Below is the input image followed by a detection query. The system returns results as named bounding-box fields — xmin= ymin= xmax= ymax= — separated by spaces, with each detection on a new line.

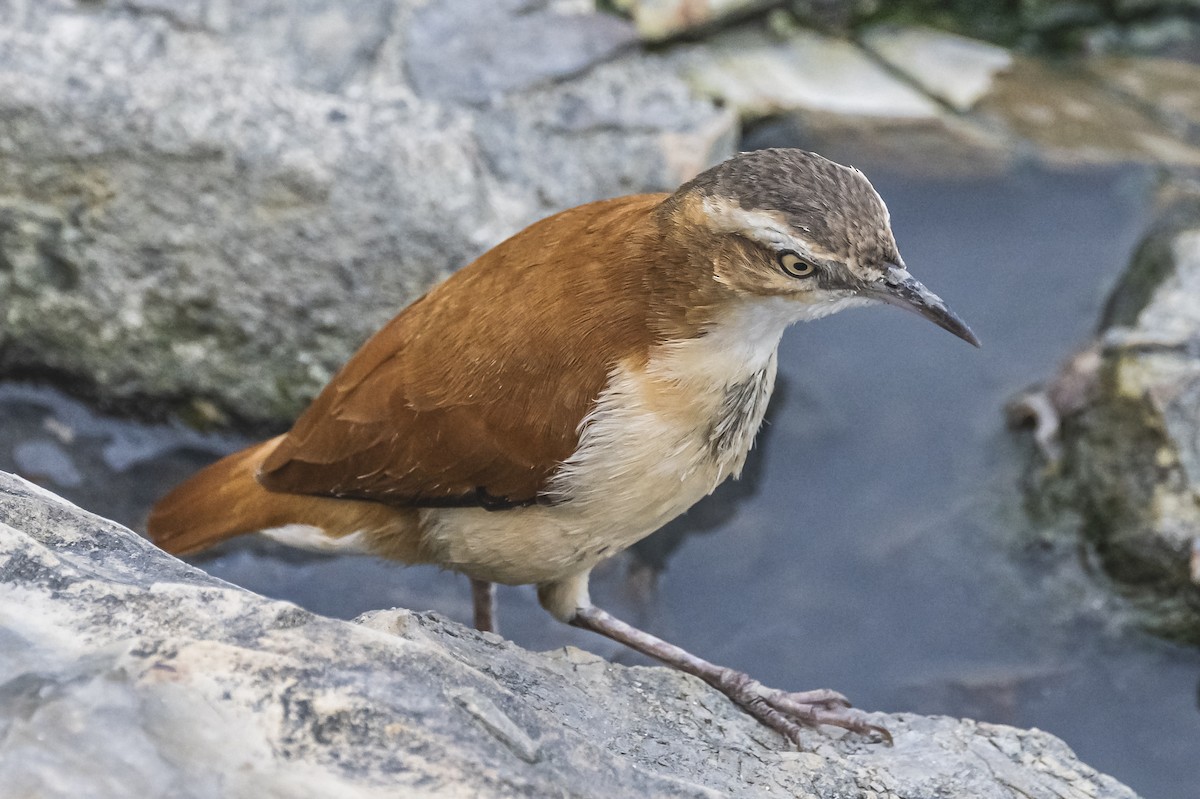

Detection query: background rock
xmin=860 ymin=25 xmax=1013 ymax=112
xmin=0 ymin=0 xmax=733 ymax=425
xmin=610 ymin=0 xmax=1200 ymax=53
xmin=608 ymin=0 xmax=780 ymax=41
xmin=1016 ymin=183 xmax=1200 ymax=642
xmin=1086 ymin=56 xmax=1200 ymax=141
xmin=404 ymin=0 xmax=638 ymax=104
xmin=672 ymin=20 xmax=1200 ymax=176
xmin=0 ymin=471 xmax=1142 ymax=799
xmin=5 ymin=0 xmax=1200 ymax=427
xmin=975 ymin=56 xmax=1200 ymax=167
xmin=677 ymin=24 xmax=941 ymax=120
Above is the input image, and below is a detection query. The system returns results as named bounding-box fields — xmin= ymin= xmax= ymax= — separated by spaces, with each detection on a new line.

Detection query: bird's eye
xmin=777 ymin=251 xmax=816 ymax=278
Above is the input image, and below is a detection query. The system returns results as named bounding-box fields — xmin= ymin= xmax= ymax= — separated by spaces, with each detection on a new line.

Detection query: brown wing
xmin=258 ymin=194 xmax=669 ymax=508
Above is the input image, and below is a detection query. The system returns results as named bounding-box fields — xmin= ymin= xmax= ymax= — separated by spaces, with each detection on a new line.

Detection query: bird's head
xmin=664 ymin=148 xmax=979 ymax=347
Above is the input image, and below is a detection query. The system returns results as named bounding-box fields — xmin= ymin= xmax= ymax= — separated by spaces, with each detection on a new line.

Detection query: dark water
xmin=3 ymin=162 xmax=1198 ymax=798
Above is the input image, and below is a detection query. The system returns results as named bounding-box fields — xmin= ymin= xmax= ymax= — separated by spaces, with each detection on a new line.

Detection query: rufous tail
xmin=148 ymin=436 xmax=424 ymax=561
xmin=147 ymin=436 xmax=291 ymax=555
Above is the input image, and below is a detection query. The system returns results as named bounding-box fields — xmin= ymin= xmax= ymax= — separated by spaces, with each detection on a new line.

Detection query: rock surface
xmin=611 ymin=0 xmax=1200 ymax=52
xmin=0 ymin=0 xmax=732 ymax=424
xmin=678 ymin=25 xmax=942 ymax=121
xmin=976 ymin=56 xmax=1200 ymax=168
xmin=861 ymin=25 xmax=1013 ymax=112
xmin=0 ymin=471 xmax=1142 ymax=798
xmin=675 ymin=21 xmax=1200 ymax=176
xmin=7 ymin=0 xmax=1200 ymax=433
xmin=611 ymin=0 xmax=778 ymax=40
xmin=1014 ymin=183 xmax=1200 ymax=642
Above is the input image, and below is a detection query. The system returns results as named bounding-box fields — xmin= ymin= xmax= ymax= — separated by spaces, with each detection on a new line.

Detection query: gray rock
xmin=475 ymin=55 xmax=738 ymax=211
xmin=672 ymin=22 xmax=1024 ymax=179
xmin=0 ymin=471 xmax=1141 ymax=798
xmin=9 ymin=0 xmax=1200 ymax=436
xmin=975 ymin=56 xmax=1200 ymax=167
xmin=1014 ymin=184 xmax=1200 ymax=641
xmin=610 ymin=1 xmax=1200 ymax=55
xmin=673 ymin=21 xmax=1200 ymax=175
xmin=677 ymin=26 xmax=942 ymax=121
xmin=610 ymin=0 xmax=779 ymax=41
xmin=405 ymin=0 xmax=638 ymax=104
xmin=861 ymin=25 xmax=1013 ymax=113
xmin=611 ymin=0 xmax=885 ymax=40
xmin=0 ymin=0 xmax=732 ymax=424
xmin=1087 ymin=56 xmax=1200 ymax=144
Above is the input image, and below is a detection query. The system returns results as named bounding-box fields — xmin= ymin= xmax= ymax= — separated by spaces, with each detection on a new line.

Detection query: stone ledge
xmin=0 ymin=472 xmax=1139 ymax=798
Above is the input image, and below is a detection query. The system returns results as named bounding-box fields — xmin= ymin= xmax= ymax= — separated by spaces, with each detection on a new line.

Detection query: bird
xmin=148 ymin=148 xmax=978 ymax=746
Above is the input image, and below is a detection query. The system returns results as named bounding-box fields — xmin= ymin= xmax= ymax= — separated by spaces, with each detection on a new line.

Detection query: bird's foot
xmin=714 ymin=671 xmax=892 ymax=747
xmin=568 ymin=604 xmax=889 ymax=748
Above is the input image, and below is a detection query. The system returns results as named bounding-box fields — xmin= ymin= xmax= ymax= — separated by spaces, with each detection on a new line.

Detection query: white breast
xmin=417 ymin=298 xmax=796 ymax=588
xmin=544 ymin=341 xmax=777 ymax=530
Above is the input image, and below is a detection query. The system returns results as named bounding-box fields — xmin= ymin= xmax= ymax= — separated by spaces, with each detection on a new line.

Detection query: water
xmin=3 ymin=160 xmax=1198 ymax=798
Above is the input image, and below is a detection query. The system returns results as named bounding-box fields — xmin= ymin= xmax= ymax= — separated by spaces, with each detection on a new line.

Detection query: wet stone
xmin=1018 ymin=184 xmax=1200 ymax=641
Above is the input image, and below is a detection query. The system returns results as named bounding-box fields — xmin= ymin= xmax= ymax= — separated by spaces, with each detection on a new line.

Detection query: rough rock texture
xmin=1015 ymin=184 xmax=1200 ymax=642
xmin=0 ymin=0 xmax=733 ymax=424
xmin=7 ymin=0 xmax=1200 ymax=433
xmin=0 ymin=471 xmax=1142 ymax=798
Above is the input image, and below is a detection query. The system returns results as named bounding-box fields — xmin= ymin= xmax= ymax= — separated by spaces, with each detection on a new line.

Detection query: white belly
xmin=418 ymin=327 xmax=780 ymax=587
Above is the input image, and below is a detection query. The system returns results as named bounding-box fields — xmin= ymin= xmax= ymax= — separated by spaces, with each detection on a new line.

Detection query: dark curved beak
xmin=865 ymin=265 xmax=980 ymax=348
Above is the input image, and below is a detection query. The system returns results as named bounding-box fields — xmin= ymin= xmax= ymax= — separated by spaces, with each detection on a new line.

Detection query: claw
xmin=770 ymin=687 xmax=851 ymax=709
xmin=727 ymin=677 xmax=890 ymax=748
xmin=802 ymin=704 xmax=893 ymax=743
xmin=771 ymin=695 xmax=890 ymax=742
xmin=567 ymin=606 xmax=887 ymax=749
xmin=743 ymin=695 xmax=808 ymax=747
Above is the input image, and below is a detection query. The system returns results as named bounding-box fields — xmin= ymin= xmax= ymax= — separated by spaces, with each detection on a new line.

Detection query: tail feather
xmin=147 ymin=435 xmax=424 ymax=561
xmin=147 ymin=436 xmax=290 ymax=555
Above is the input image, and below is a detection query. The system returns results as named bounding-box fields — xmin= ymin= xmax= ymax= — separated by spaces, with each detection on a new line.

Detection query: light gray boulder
xmin=0 ymin=0 xmax=732 ymax=424
xmin=860 ymin=25 xmax=1013 ymax=113
xmin=0 ymin=471 xmax=1141 ymax=798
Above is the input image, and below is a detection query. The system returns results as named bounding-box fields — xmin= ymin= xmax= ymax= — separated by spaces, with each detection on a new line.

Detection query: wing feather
xmin=258 ymin=194 xmax=669 ymax=508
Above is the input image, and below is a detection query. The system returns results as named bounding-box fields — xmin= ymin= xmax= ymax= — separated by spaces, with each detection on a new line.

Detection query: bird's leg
xmin=570 ymin=605 xmax=890 ymax=747
xmin=470 ymin=578 xmax=497 ymax=634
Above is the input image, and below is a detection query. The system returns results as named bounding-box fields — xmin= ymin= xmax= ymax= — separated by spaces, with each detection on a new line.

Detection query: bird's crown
xmin=674 ymin=148 xmax=901 ymax=285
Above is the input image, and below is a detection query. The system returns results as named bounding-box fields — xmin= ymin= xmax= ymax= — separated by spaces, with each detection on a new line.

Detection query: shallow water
xmin=3 ymin=160 xmax=1198 ymax=798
